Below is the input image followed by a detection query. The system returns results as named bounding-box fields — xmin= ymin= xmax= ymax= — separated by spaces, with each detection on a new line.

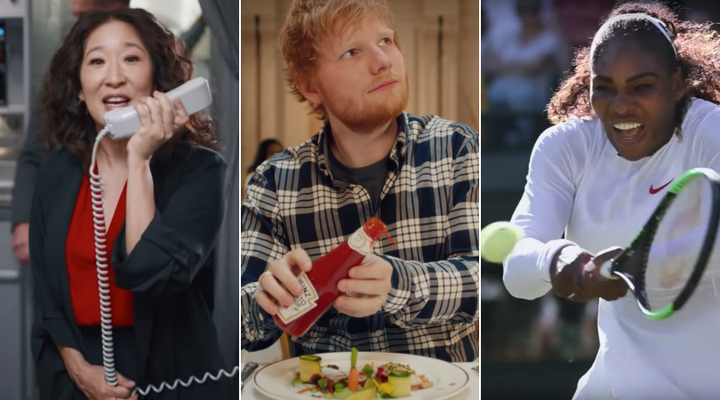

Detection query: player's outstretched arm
xmin=503 ymin=123 xmax=582 ymax=300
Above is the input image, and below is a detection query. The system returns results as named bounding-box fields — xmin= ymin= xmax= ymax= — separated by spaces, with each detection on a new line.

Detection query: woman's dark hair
xmin=40 ymin=8 xmax=217 ymax=166
xmin=547 ymin=2 xmax=720 ymax=135
xmin=248 ymin=139 xmax=283 ymax=173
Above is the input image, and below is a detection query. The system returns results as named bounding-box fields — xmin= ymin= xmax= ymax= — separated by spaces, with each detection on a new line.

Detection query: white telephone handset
xmin=103 ymin=76 xmax=214 ymax=139
xmin=89 ymin=77 xmax=238 ymax=396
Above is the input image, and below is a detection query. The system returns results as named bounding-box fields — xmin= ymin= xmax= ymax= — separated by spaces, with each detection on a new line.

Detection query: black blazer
xmin=29 ymin=145 xmax=233 ymax=400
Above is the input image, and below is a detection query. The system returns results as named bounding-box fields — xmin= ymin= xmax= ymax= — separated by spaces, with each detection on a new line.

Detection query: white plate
xmin=253 ymin=352 xmax=469 ymax=400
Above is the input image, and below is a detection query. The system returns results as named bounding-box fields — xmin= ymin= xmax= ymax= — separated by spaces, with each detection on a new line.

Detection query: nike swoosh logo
xmin=649 ymin=179 xmax=673 ymax=194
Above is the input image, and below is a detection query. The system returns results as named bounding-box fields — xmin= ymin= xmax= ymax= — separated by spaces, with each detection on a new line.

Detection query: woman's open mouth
xmin=103 ymin=95 xmax=131 ymax=110
xmin=613 ymin=122 xmax=645 ymax=144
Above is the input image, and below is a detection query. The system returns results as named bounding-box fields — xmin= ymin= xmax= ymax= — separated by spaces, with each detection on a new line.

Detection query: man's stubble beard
xmin=320 ymin=73 xmax=409 ymax=134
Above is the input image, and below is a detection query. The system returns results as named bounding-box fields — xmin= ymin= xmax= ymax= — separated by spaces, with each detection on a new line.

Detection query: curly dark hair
xmin=547 ymin=1 xmax=720 ymax=134
xmin=40 ymin=8 xmax=217 ymax=166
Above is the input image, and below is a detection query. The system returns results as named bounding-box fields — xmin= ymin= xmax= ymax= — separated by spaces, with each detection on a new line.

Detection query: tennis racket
xmin=592 ymin=167 xmax=720 ymax=320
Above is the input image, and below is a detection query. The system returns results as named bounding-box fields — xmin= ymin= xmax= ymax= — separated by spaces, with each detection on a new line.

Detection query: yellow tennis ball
xmin=481 ymin=222 xmax=522 ymax=263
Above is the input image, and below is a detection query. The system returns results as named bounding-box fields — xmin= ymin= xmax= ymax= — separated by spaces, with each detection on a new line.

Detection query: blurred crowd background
xmin=481 ymin=0 xmax=720 ymax=397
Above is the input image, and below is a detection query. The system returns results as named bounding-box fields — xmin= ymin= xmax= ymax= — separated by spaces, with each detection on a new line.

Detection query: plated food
xmin=291 ymin=348 xmax=434 ymax=399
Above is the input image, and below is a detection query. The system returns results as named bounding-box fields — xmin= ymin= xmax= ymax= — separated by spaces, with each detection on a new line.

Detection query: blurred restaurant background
xmin=481 ymin=0 xmax=718 ymax=398
xmin=240 ymin=0 xmax=479 ymax=180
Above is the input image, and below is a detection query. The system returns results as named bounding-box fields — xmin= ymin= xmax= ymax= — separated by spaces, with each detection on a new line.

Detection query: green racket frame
xmin=599 ymin=168 xmax=720 ymax=320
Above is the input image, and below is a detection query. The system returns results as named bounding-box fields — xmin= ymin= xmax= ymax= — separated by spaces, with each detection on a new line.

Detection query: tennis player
xmin=503 ymin=2 xmax=720 ymax=399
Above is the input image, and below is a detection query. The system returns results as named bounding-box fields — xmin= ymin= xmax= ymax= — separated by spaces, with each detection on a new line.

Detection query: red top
xmin=66 ymin=175 xmax=134 ymax=327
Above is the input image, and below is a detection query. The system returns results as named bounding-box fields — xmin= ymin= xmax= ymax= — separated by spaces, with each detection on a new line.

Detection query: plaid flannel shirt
xmin=241 ymin=112 xmax=479 ymax=362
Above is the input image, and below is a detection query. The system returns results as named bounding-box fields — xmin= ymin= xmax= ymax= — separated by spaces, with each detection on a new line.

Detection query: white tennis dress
xmin=503 ymin=97 xmax=720 ymax=400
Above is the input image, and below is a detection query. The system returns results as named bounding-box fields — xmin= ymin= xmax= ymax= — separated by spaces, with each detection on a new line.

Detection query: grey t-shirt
xmin=328 ymin=148 xmax=390 ymax=214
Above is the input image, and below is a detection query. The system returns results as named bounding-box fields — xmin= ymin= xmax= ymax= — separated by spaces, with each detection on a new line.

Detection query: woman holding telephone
xmin=29 ymin=8 xmax=231 ymax=400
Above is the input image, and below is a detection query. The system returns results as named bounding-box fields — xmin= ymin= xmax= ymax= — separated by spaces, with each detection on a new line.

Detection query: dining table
xmin=240 ymin=361 xmax=480 ymax=400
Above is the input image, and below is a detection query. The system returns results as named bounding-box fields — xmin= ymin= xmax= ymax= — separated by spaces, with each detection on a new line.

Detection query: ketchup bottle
xmin=273 ymin=217 xmax=395 ymax=337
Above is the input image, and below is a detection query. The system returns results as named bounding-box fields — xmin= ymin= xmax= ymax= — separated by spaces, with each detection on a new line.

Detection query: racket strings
xmin=631 ymin=224 xmax=663 ymax=310
xmin=642 ymin=176 xmax=717 ymax=310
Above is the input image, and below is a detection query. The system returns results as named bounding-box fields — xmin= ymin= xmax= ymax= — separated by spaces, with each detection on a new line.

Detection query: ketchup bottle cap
xmin=363 ymin=218 xmax=397 ymax=244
